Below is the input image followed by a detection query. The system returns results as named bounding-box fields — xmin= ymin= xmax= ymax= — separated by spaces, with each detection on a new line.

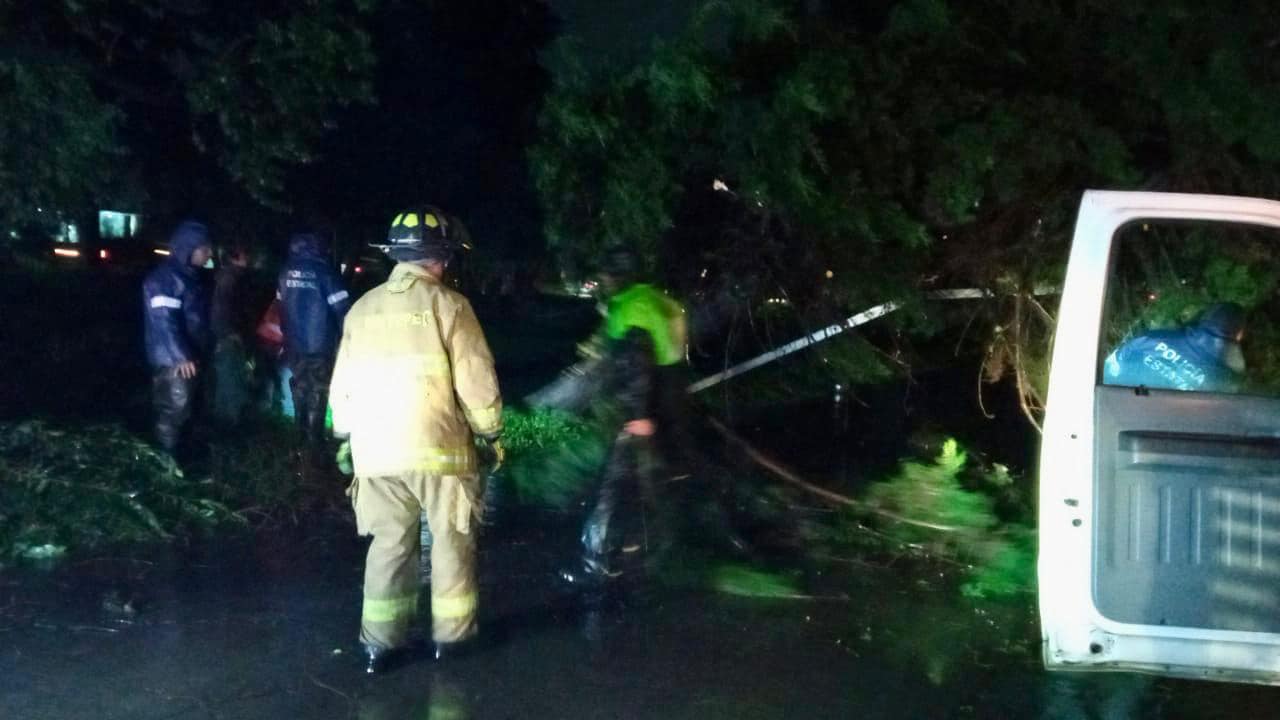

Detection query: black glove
xmin=477 ymin=435 xmax=505 ymax=474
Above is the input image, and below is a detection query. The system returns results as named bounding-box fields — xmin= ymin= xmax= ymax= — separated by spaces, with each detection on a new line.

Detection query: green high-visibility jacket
xmin=605 ymin=283 xmax=687 ymax=367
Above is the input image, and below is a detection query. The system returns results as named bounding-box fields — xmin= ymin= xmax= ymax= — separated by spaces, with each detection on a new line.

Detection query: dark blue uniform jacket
xmin=142 ymin=222 xmax=211 ymax=369
xmin=1104 ymin=326 xmax=1240 ymax=393
xmin=277 ymin=232 xmax=350 ymax=362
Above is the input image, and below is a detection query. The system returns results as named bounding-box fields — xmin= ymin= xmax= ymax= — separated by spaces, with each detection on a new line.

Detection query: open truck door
xmin=1041 ymin=190 xmax=1280 ymax=684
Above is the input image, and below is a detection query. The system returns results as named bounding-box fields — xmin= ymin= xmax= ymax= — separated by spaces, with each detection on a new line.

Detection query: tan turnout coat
xmin=329 ymin=263 xmax=503 ymax=477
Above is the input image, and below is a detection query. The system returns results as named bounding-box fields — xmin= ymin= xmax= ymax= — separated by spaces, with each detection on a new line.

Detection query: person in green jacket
xmin=561 ymin=248 xmax=688 ymax=589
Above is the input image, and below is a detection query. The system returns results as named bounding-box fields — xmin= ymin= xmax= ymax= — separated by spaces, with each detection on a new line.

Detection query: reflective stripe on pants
xmin=354 ymin=472 xmax=480 ymax=648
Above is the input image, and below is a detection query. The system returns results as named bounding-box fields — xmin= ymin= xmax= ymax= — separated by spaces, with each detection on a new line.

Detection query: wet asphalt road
xmin=0 ymin=514 xmax=897 ymax=720
xmin=4 ymin=276 xmax=1280 ymax=718
xmin=5 ymin=512 xmax=1280 ymax=719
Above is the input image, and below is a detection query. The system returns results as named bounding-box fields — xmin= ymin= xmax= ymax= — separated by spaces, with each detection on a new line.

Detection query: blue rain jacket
xmin=142 ymin=221 xmax=211 ymax=369
xmin=1104 ymin=325 xmax=1241 ymax=393
xmin=277 ymin=232 xmax=351 ymax=362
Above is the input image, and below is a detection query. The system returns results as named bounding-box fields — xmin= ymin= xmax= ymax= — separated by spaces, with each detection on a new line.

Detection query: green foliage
xmin=821 ymin=437 xmax=1035 ymax=599
xmin=0 ymin=0 xmax=377 ymax=221
xmin=713 ymin=332 xmax=894 ymax=409
xmin=501 ymin=407 xmax=592 ymax=453
xmin=0 ymin=59 xmax=121 ymax=228
xmin=886 ymin=0 xmax=951 ymax=38
xmin=534 ymin=0 xmax=1280 ymax=420
xmin=0 ymin=421 xmax=243 ymax=561
xmin=185 ymin=2 xmax=376 ymax=200
xmin=865 ymin=439 xmax=996 ymax=543
xmin=502 ymin=407 xmax=604 ymax=508
xmin=961 ymin=524 xmax=1036 ymax=599
xmin=711 ymin=563 xmax=800 ymax=598
xmin=206 ymin=420 xmax=319 ymax=523
xmin=1108 ymin=224 xmax=1279 ymax=336
xmin=0 ymin=414 xmax=355 ymax=563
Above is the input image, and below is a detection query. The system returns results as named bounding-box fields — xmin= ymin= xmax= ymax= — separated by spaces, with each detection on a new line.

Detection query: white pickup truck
xmin=1040 ymin=190 xmax=1280 ymax=684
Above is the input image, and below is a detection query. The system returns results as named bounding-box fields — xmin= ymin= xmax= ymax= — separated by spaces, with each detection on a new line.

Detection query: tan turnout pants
xmin=352 ymin=472 xmax=481 ymax=648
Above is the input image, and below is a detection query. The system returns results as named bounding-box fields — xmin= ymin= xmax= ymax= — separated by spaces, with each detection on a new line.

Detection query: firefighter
xmin=560 ymin=248 xmax=688 ymax=590
xmin=1104 ymin=302 xmax=1247 ymax=393
xmin=142 ymin=220 xmax=213 ymax=456
xmin=330 ymin=206 xmax=504 ymax=673
xmin=277 ymin=229 xmax=351 ymax=449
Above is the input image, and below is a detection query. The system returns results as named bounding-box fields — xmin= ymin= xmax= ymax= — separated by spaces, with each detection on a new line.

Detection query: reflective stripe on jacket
xmin=329 ymin=263 xmax=503 ymax=477
xmin=142 ymin=223 xmax=210 ymax=368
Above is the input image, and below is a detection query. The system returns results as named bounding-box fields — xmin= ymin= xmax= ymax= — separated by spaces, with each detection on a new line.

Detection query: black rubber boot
xmin=363 ymin=642 xmax=421 ymax=675
xmin=558 ymin=555 xmax=622 ymax=599
xmin=303 ymin=404 xmax=327 ymax=450
xmin=432 ymin=635 xmax=479 ymax=662
xmin=432 ymin=641 xmax=462 ymax=662
xmin=362 ymin=643 xmax=391 ymax=675
xmin=291 ymin=385 xmax=312 ymax=443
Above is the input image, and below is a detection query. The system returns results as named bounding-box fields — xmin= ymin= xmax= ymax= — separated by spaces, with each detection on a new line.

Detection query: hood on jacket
xmin=1188 ymin=302 xmax=1247 ymax=373
xmin=288 ymin=232 xmax=330 ymax=261
xmin=1196 ymin=302 xmax=1246 ymax=341
xmin=1185 ymin=326 xmax=1246 ymax=373
xmin=168 ymin=221 xmax=211 ymax=269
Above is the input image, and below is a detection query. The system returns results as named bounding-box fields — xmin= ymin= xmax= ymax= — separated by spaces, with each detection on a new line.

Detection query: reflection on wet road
xmin=4 ymin=514 xmax=1278 ymax=719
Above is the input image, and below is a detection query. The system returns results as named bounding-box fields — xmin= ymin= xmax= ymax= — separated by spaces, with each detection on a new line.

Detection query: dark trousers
xmin=289 ymin=354 xmax=333 ymax=448
xmin=152 ymin=367 xmax=197 ymax=454
xmin=212 ymin=338 xmax=250 ymax=427
xmin=579 ymin=433 xmax=658 ymax=577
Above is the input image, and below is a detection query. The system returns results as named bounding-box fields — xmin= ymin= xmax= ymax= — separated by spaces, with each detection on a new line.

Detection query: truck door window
xmin=1100 ymin=220 xmax=1279 ymax=396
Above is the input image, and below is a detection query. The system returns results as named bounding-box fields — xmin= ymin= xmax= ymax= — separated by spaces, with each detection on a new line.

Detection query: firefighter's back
xmin=336 ymin=265 xmax=476 ymax=477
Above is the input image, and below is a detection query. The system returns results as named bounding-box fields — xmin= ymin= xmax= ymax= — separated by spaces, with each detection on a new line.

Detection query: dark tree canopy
xmin=532 ymin=0 xmax=1280 ymax=420
xmin=0 ymin=0 xmax=377 ymax=228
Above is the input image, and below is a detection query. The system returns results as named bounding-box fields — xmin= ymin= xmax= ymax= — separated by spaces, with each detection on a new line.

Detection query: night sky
xmin=292 ymin=1 xmax=696 ymax=266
